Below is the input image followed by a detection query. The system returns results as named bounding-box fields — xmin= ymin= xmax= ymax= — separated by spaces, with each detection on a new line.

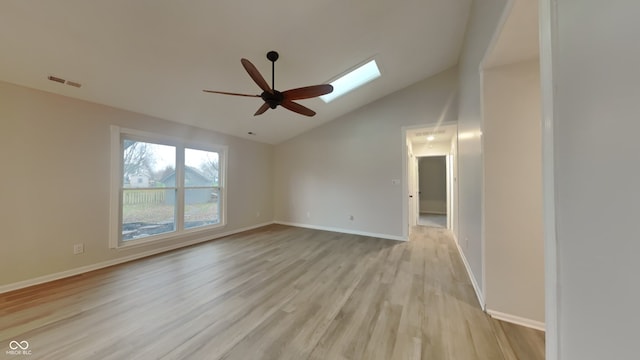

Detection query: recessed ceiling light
xmin=320 ymin=59 xmax=381 ymax=103
xmin=426 ymin=135 xmax=435 ymax=141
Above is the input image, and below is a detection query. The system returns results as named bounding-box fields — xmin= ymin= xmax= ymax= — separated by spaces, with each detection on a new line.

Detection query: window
xmin=320 ymin=59 xmax=381 ymax=103
xmin=184 ymin=148 xmax=220 ymax=230
xmin=110 ymin=127 xmax=226 ymax=248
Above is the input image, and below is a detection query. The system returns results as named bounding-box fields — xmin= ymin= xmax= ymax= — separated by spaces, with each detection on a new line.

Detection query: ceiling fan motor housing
xmin=262 ymin=90 xmax=283 ymax=109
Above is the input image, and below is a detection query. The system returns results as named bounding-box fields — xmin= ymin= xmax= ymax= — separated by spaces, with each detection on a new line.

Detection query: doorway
xmin=403 ymin=123 xmax=458 ymax=237
xmin=417 ymin=155 xmax=447 ymax=228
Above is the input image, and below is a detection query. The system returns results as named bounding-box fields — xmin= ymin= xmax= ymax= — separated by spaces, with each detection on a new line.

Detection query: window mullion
xmin=175 ymin=146 xmax=185 ymax=231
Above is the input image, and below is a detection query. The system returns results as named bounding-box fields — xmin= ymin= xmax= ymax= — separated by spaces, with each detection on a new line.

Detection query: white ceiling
xmin=0 ymin=0 xmax=472 ymax=144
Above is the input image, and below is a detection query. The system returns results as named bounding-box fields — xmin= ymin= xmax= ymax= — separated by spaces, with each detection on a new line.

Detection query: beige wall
xmin=0 ymin=81 xmax=273 ymax=287
xmin=483 ymin=60 xmax=544 ymax=327
xmin=273 ymin=68 xmax=458 ymax=239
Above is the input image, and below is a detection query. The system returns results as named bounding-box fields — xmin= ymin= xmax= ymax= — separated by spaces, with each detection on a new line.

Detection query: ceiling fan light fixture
xmin=320 ymin=59 xmax=381 ymax=103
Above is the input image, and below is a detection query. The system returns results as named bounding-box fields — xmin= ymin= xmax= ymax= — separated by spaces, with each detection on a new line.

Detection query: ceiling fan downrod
xmin=267 ymin=51 xmax=279 ymax=90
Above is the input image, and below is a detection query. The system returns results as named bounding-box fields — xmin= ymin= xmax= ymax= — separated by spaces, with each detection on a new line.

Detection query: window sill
xmin=111 ymin=222 xmax=226 ymax=251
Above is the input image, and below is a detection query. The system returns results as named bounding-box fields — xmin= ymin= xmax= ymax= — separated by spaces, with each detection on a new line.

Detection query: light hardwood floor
xmin=1 ymin=225 xmax=544 ymax=359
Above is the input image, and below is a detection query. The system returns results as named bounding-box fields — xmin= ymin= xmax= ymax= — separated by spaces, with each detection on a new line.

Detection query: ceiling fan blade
xmin=282 ymin=84 xmax=334 ymax=100
xmin=281 ymin=99 xmax=316 ymax=117
xmin=203 ymin=90 xmax=260 ymax=98
xmin=241 ymin=58 xmax=273 ymax=94
xmin=254 ymin=102 xmax=270 ymax=116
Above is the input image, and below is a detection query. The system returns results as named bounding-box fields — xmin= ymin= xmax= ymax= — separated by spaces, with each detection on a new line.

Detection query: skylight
xmin=320 ymin=59 xmax=381 ymax=103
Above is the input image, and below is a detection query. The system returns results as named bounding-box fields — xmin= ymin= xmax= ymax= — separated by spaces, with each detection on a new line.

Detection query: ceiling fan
xmin=203 ymin=51 xmax=333 ymax=117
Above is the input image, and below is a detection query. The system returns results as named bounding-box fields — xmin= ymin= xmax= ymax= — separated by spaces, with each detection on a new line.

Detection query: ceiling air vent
xmin=48 ymin=75 xmax=82 ymax=88
xmin=48 ymin=75 xmax=65 ymax=84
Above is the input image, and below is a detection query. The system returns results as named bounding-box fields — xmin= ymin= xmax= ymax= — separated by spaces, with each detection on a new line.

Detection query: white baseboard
xmin=487 ymin=309 xmax=546 ymax=332
xmin=452 ymin=233 xmax=486 ymax=310
xmin=0 ymin=222 xmax=275 ymax=294
xmin=274 ymin=221 xmax=407 ymax=242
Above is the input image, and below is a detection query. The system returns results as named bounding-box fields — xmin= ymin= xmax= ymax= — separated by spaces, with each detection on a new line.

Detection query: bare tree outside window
xmin=121 ymin=140 xmax=177 ymax=240
xmin=123 ymin=140 xmax=176 ymax=187
xmin=122 ymin=140 xmax=154 ymax=184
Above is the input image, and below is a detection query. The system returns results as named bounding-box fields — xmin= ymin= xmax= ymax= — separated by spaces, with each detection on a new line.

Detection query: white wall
xmin=0 ymin=80 xmax=273 ymax=288
xmin=456 ymin=0 xmax=507 ymax=300
xmin=483 ymin=60 xmax=545 ymax=327
xmin=273 ymin=68 xmax=459 ymax=239
xmin=412 ymin=141 xmax=451 ymax=156
xmin=544 ymin=1 xmax=640 ymax=358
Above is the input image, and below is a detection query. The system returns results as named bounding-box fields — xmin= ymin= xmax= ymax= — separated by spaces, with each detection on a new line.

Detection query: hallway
xmin=418 ymin=213 xmax=447 ymax=228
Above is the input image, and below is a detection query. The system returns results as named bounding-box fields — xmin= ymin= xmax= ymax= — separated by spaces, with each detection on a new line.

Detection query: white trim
xmin=274 ymin=221 xmax=407 ymax=242
xmin=402 ymin=131 xmax=410 ymax=240
xmin=109 ymin=222 xmax=227 ymax=251
xmin=452 ymin=233 xmax=485 ymax=310
xmin=0 ymin=222 xmax=274 ymax=295
xmin=487 ymin=309 xmax=546 ymax=332
xmin=109 ymin=125 xmax=121 ymax=249
xmin=540 ymin=0 xmax=559 ymax=358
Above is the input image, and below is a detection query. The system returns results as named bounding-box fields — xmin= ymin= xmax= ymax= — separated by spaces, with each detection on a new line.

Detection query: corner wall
xmin=483 ymin=60 xmax=545 ymax=328
xmin=0 ymin=81 xmax=274 ymax=288
xmin=273 ymin=68 xmax=458 ymax=239
xmin=456 ymin=0 xmax=508 ymax=300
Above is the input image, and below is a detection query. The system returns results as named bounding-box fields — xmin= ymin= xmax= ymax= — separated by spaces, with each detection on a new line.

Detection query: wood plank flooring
xmin=0 ymin=224 xmax=544 ymax=359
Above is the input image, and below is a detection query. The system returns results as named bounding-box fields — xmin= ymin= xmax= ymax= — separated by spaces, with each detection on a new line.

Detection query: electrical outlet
xmin=306 ymin=212 xmax=311 ymax=218
xmin=256 ymin=211 xmax=261 ymax=218
xmin=349 ymin=215 xmax=354 ymax=221
xmin=73 ymin=243 xmax=84 ymax=254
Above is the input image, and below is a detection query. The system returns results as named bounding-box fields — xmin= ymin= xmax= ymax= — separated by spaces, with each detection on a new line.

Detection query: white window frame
xmin=109 ymin=126 xmax=227 ymax=249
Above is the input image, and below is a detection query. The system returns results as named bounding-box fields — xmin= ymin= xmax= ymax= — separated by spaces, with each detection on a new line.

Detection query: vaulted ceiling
xmin=0 ymin=0 xmax=472 ymax=144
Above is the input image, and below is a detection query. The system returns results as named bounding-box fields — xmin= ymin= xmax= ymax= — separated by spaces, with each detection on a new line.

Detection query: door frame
xmin=401 ymin=122 xmax=458 ymax=239
xmin=416 ymin=154 xmax=449 ymax=228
